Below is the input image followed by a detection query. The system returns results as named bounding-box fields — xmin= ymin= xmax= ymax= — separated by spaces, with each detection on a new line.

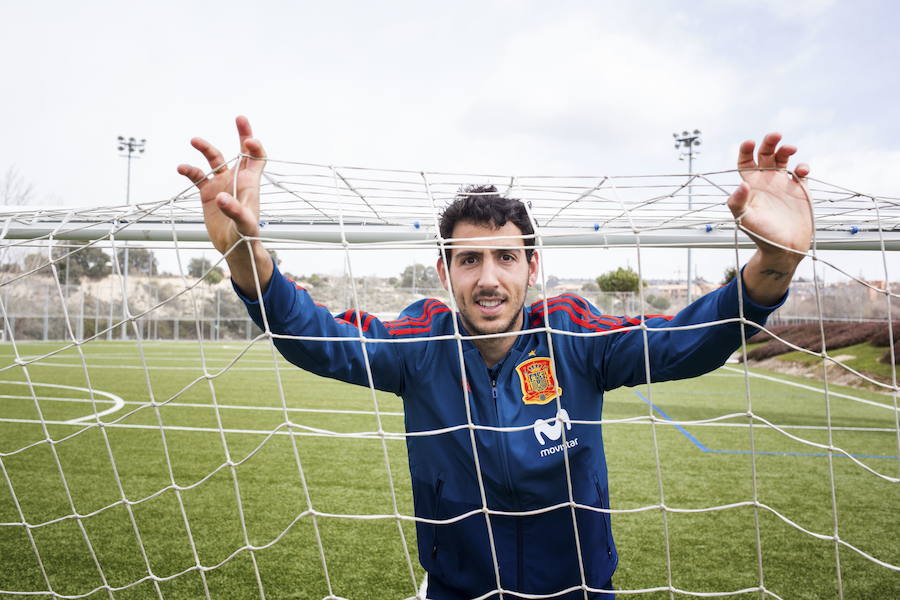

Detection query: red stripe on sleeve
xmin=385 ymin=300 xmax=450 ymax=331
xmin=531 ymin=297 xmax=623 ymax=329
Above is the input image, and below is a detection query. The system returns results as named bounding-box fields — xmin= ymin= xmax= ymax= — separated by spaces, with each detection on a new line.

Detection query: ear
xmin=527 ymin=250 xmax=540 ymax=287
xmin=437 ymin=256 xmax=449 ymax=291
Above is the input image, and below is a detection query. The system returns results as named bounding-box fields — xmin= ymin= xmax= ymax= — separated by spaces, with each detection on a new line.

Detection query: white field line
xmin=0 ymin=393 xmax=404 ymax=418
xmin=721 ymin=365 xmax=899 ymax=413
xmin=2 ymin=366 xmax=896 ymax=433
xmin=15 ymin=352 xmax=278 ymax=364
xmin=5 ymin=361 xmax=285 ymax=371
xmin=0 ymin=418 xmax=406 ymax=440
xmin=16 ymin=353 xmax=279 ymax=363
xmin=0 ymin=411 xmax=892 ymax=434
xmin=0 ymin=380 xmax=124 ymax=424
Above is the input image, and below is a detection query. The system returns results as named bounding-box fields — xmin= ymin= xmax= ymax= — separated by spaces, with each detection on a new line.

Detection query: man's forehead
xmin=450 ymin=245 xmax=526 ymax=255
xmin=448 ymin=221 xmax=528 ymax=249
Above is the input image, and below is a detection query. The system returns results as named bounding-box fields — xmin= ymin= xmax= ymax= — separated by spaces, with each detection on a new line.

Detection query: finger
xmin=727 ymin=181 xmax=751 ymax=218
xmin=793 ymin=162 xmax=810 ymax=180
xmin=242 ymin=137 xmax=268 ymax=174
xmin=737 ymin=140 xmax=757 ymax=171
xmin=773 ymin=144 xmax=797 ymax=169
xmin=236 ymin=115 xmax=255 ymax=171
xmin=236 ymin=115 xmax=253 ymax=147
xmin=216 ymin=192 xmax=259 ymax=237
xmin=756 ymin=132 xmax=782 ymax=169
xmin=190 ymin=137 xmax=228 ymax=173
xmin=177 ymin=164 xmax=209 ymax=188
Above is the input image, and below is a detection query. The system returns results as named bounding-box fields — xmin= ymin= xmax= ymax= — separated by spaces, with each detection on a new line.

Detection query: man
xmin=177 ymin=117 xmax=812 ymax=599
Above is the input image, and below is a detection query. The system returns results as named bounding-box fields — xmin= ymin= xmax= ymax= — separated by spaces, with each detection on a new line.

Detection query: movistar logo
xmin=534 ymin=408 xmax=578 ymax=457
xmin=533 ymin=408 xmax=571 ymax=444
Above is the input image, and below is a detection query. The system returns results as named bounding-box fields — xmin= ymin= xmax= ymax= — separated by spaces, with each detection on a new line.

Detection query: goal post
xmin=0 ymin=161 xmax=898 ymax=599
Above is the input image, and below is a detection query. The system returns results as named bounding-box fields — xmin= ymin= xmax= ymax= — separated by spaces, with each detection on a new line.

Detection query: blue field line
xmin=632 ymin=390 xmax=898 ymax=460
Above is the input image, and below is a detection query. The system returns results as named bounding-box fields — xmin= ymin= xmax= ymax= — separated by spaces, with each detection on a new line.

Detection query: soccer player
xmin=178 ymin=116 xmax=812 ymax=600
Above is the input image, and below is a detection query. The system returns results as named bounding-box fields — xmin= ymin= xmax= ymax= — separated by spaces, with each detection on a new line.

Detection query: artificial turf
xmin=0 ymin=341 xmax=897 ymax=599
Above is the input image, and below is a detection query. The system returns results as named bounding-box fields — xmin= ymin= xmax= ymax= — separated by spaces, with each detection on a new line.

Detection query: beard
xmin=449 ymin=268 xmax=532 ymax=340
xmin=457 ymin=298 xmax=525 ymax=338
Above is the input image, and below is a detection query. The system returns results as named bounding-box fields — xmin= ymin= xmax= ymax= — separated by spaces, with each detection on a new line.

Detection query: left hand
xmin=727 ymin=132 xmax=813 ymax=264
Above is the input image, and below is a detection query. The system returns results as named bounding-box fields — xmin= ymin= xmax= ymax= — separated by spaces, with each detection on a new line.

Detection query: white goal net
xmin=0 ymin=159 xmax=898 ymax=599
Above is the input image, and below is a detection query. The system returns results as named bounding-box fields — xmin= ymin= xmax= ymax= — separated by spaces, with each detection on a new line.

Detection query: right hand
xmin=176 ymin=115 xmax=267 ymax=256
xmin=177 ymin=116 xmax=273 ymax=297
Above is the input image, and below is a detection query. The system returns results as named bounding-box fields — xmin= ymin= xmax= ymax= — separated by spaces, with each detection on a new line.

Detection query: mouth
xmin=474 ymin=297 xmax=506 ymax=315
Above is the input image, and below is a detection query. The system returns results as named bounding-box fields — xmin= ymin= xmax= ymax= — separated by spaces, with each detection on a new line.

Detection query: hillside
xmin=742 ymin=321 xmax=899 ymax=388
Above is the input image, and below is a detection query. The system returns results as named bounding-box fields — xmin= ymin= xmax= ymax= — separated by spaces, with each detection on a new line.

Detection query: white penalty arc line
xmin=0 ymin=380 xmax=125 ymax=424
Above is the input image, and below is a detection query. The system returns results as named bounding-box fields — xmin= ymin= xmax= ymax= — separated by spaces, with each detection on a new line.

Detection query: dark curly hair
xmin=437 ymin=184 xmax=535 ymax=264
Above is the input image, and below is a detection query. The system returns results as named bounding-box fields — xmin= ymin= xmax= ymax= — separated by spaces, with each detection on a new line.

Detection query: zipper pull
xmin=491 ymin=380 xmax=498 ymax=400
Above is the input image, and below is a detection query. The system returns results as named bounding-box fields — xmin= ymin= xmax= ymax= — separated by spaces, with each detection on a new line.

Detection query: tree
xmin=0 ymin=167 xmax=37 ymax=270
xmin=645 ymin=294 xmax=671 ymax=311
xmin=23 ymin=252 xmax=50 ymax=276
xmin=0 ymin=166 xmax=35 ymax=205
xmin=64 ymin=245 xmax=111 ymax=282
xmin=305 ymin=273 xmax=328 ymax=288
xmin=545 ymin=275 xmax=561 ymax=289
xmin=21 ymin=243 xmax=112 ymax=284
xmin=397 ymin=264 xmax=441 ymax=290
xmin=722 ymin=266 xmax=738 ymax=285
xmin=188 ymin=257 xmax=225 ymax=284
xmin=116 ymin=246 xmax=158 ymax=275
xmin=596 ymin=267 xmax=643 ymax=292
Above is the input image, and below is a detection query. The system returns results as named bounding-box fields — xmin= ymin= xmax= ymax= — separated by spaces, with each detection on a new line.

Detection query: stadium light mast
xmin=117 ymin=136 xmax=146 ymax=340
xmin=673 ymin=129 xmax=701 ymax=304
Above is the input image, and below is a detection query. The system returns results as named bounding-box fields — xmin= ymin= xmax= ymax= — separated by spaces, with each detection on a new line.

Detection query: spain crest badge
xmin=515 ymin=357 xmax=562 ymax=405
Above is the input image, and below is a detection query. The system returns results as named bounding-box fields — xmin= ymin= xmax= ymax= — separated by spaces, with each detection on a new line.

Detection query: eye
xmin=501 ymin=253 xmax=516 ymax=262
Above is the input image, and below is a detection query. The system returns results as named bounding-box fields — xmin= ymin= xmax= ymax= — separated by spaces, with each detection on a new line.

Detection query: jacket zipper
xmin=431 ymin=477 xmax=444 ymax=559
xmin=491 ymin=375 xmax=518 ymax=507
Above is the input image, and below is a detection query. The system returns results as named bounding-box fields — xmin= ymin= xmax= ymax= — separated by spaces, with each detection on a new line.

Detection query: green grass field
xmin=0 ymin=340 xmax=898 ymax=599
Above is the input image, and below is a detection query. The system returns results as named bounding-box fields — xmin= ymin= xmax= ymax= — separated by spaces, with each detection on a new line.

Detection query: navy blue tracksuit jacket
xmin=238 ymin=266 xmax=781 ymax=599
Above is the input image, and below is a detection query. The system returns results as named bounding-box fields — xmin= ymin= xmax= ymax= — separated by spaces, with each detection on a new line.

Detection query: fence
xmin=1 ymin=275 xmax=894 ymax=342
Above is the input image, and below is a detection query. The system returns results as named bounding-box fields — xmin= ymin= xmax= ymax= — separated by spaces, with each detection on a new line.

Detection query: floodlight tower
xmin=673 ymin=129 xmax=701 ymax=304
xmin=117 ymin=136 xmax=146 ymax=340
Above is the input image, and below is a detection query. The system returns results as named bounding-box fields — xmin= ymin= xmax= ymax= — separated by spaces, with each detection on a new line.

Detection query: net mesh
xmin=0 ymin=160 xmax=897 ymax=599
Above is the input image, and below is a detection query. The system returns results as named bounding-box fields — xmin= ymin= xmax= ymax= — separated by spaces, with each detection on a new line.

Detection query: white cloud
xmin=468 ymin=17 xmax=738 ymax=131
xmin=455 ymin=13 xmax=747 ymax=176
xmin=1 ymin=0 xmax=896 ymax=282
xmin=717 ymin=0 xmax=837 ymax=20
xmin=809 ymin=147 xmax=900 ymax=198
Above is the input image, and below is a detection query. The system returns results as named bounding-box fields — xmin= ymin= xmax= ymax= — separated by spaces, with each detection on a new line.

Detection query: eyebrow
xmin=453 ymin=248 xmax=522 ymax=261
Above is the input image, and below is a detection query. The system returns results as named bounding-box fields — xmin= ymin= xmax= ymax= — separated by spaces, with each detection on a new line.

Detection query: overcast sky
xmin=2 ymin=0 xmax=898 ymax=282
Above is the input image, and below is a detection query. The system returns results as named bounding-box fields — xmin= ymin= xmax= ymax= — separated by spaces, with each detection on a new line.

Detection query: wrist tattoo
xmin=761 ymin=268 xmax=788 ymax=280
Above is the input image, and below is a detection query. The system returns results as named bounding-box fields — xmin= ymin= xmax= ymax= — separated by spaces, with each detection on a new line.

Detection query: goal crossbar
xmin=1 ymin=220 xmax=897 ymax=250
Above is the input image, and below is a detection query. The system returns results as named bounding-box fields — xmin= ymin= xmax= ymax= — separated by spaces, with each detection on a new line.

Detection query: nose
xmin=477 ymin=255 xmax=501 ymax=289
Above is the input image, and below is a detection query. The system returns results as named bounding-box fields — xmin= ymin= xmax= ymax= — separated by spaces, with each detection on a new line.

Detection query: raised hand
xmin=177 ymin=115 xmax=267 ymax=255
xmin=727 ymin=133 xmax=813 ymax=305
xmin=727 ymin=132 xmax=813 ymax=260
xmin=177 ymin=116 xmax=273 ymax=297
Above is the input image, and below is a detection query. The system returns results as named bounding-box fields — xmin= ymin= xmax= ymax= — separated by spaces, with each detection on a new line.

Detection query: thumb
xmin=727 ymin=181 xmax=750 ymax=219
xmin=216 ymin=192 xmax=260 ymax=237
